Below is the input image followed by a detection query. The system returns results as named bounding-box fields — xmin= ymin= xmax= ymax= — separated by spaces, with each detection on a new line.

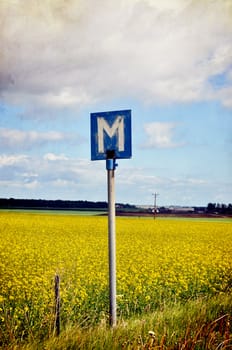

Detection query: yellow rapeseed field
xmin=0 ymin=212 xmax=231 ymax=342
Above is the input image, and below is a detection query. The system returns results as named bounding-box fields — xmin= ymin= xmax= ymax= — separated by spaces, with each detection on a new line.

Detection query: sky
xmin=0 ymin=0 xmax=232 ymax=207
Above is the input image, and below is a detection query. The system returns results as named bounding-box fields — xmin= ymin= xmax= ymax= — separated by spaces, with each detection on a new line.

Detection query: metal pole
xmin=107 ymin=159 xmax=117 ymax=327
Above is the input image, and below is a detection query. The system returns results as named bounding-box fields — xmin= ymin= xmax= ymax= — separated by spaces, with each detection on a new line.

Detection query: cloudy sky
xmin=1 ymin=0 xmax=232 ymax=206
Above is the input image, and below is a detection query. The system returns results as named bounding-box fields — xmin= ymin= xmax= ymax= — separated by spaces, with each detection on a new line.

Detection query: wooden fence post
xmin=54 ymin=274 xmax=60 ymax=336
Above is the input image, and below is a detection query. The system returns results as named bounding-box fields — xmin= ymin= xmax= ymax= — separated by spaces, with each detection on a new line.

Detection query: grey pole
xmin=107 ymin=159 xmax=117 ymax=327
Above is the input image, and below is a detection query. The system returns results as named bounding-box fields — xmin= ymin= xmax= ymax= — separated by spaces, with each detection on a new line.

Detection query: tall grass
xmin=9 ymin=293 xmax=232 ymax=349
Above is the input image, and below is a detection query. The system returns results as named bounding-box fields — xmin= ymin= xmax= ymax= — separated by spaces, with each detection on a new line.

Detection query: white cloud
xmin=116 ymin=166 xmax=220 ymax=205
xmin=1 ymin=0 xmax=232 ymax=114
xmin=0 ymin=154 xmax=29 ymax=167
xmin=143 ymin=122 xmax=183 ymax=149
xmin=215 ymin=85 xmax=232 ymax=108
xmin=23 ymin=180 xmax=39 ymax=189
xmin=187 ymin=178 xmax=207 ymax=185
xmin=0 ymin=153 xmax=105 ymax=193
xmin=51 ymin=179 xmax=74 ymax=187
xmin=43 ymin=153 xmax=69 ymax=161
xmin=21 ymin=172 xmax=38 ymax=178
xmin=0 ymin=128 xmax=70 ymax=150
xmin=0 ymin=153 xmax=231 ymax=204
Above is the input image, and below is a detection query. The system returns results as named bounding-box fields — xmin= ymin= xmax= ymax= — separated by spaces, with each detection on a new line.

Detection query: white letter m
xmin=97 ymin=116 xmax=125 ymax=153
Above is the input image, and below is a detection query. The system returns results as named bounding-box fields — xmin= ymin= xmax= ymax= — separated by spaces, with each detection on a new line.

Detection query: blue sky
xmin=0 ymin=0 xmax=231 ymax=206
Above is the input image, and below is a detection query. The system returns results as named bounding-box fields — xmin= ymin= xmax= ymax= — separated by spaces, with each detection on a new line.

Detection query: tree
xmin=207 ymin=203 xmax=216 ymax=213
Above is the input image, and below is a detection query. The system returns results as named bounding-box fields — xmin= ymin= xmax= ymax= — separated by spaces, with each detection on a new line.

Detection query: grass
xmin=8 ymin=293 xmax=232 ymax=349
xmin=0 ymin=209 xmax=107 ymax=216
xmin=156 ymin=216 xmax=232 ymax=223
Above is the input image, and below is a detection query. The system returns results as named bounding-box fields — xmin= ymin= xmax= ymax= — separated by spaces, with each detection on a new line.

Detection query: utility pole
xmin=152 ymin=193 xmax=159 ymax=220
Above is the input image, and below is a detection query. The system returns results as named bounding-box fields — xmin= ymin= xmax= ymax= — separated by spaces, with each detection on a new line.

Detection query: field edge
xmin=9 ymin=292 xmax=232 ymax=350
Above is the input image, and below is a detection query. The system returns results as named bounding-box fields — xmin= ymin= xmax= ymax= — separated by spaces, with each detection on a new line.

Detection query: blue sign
xmin=91 ymin=110 xmax=132 ymax=160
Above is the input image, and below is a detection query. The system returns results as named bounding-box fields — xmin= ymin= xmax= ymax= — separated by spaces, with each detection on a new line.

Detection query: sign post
xmin=90 ymin=110 xmax=132 ymax=327
xmin=107 ymin=158 xmax=117 ymax=326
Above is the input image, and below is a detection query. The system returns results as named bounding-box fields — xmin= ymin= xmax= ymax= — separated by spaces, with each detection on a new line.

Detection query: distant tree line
xmin=0 ymin=198 xmax=231 ymax=215
xmin=0 ymin=198 xmax=136 ymax=210
xmin=206 ymin=203 xmax=232 ymax=215
xmin=0 ymin=198 xmax=108 ymax=209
